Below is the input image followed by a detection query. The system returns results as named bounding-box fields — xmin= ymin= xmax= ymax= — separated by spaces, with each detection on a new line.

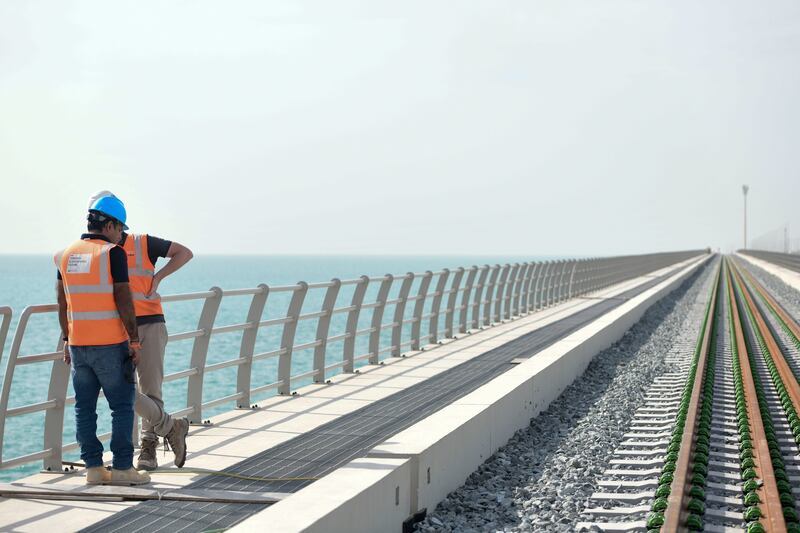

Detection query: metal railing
xmin=739 ymin=249 xmax=800 ymax=275
xmin=0 ymin=250 xmax=703 ymax=472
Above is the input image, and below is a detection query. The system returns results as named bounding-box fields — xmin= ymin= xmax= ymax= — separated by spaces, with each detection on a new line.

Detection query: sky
xmin=1 ymin=0 xmax=799 ymax=256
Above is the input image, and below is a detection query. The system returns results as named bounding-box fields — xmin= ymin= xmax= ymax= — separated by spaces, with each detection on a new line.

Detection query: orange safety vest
xmin=55 ymin=238 xmax=128 ymax=346
xmin=121 ymin=234 xmax=164 ymax=317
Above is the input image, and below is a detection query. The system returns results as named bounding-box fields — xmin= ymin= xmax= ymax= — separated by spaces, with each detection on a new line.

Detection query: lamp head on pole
xmin=742 ymin=184 xmax=749 ymax=196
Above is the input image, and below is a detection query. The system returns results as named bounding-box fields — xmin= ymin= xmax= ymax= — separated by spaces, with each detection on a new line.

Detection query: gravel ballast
xmin=415 ymin=259 xmax=717 ymax=533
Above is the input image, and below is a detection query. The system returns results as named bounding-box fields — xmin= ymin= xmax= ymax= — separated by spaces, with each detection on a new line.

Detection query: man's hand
xmin=148 ymin=242 xmax=193 ymax=296
xmin=129 ymin=342 xmax=141 ymax=365
xmin=63 ymin=344 xmax=71 ymax=365
xmin=146 ymin=274 xmax=161 ymax=298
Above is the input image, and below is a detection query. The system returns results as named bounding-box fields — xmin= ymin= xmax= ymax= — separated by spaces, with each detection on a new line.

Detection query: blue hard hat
xmin=88 ymin=195 xmax=129 ymax=230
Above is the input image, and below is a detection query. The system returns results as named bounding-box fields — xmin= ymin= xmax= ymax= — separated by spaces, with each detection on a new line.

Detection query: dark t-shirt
xmin=56 ymin=234 xmax=128 ymax=282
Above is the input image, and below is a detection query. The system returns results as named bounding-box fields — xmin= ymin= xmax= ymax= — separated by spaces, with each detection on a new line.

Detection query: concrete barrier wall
xmin=230 ymin=255 xmax=710 ymax=533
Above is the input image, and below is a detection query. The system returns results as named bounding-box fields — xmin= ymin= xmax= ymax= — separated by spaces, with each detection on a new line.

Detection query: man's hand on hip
xmin=147 ymin=274 xmax=161 ymax=298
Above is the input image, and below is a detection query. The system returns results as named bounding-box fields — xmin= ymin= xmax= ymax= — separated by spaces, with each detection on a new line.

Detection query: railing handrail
xmin=0 ymin=250 xmax=705 ymax=472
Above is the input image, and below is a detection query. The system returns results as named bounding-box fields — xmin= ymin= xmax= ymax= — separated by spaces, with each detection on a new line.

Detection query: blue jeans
xmin=70 ymin=342 xmax=136 ymax=470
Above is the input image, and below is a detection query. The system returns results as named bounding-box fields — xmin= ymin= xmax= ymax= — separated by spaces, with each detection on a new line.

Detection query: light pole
xmin=742 ymin=185 xmax=749 ymax=250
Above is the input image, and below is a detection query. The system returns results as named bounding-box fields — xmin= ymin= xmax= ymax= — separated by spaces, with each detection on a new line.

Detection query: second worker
xmin=89 ymin=191 xmax=194 ymax=471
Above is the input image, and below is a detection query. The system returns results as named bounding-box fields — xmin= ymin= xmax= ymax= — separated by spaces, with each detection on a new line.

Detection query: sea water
xmin=0 ymin=254 xmax=548 ymax=481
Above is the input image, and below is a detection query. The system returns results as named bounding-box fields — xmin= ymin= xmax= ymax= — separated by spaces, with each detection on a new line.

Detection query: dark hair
xmin=87 ymin=211 xmax=118 ymax=232
xmin=87 ymin=219 xmax=105 ymax=232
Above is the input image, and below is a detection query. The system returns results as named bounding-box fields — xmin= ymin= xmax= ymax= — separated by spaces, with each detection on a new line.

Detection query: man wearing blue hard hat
xmin=56 ymin=195 xmax=150 ymax=485
xmin=88 ymin=191 xmax=194 ymax=471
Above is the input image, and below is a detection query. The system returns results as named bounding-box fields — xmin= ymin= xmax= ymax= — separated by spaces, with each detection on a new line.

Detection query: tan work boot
xmin=165 ymin=417 xmax=189 ymax=468
xmin=109 ymin=467 xmax=151 ymax=486
xmin=86 ymin=466 xmax=111 ymax=485
xmin=136 ymin=438 xmax=158 ymax=471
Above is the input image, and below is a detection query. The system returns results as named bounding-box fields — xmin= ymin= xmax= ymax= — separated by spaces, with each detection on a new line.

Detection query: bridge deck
xmin=0 ymin=262 xmax=695 ymax=533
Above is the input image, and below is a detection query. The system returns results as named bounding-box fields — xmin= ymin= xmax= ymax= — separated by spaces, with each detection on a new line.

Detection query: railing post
xmin=186 ymin=287 xmax=222 ymax=424
xmin=533 ymin=262 xmax=544 ymax=310
xmin=534 ymin=261 xmax=550 ymax=310
xmin=547 ymin=259 xmax=564 ymax=307
xmin=582 ymin=259 xmax=592 ymax=295
xmin=561 ymin=260 xmax=572 ymax=302
xmin=459 ymin=267 xmax=478 ymax=334
xmin=567 ymin=260 xmax=579 ymax=300
xmin=572 ymin=259 xmax=583 ymax=297
xmin=505 ymin=263 xmax=521 ymax=319
xmin=602 ymin=258 xmax=613 ymax=290
xmin=546 ymin=261 xmax=558 ymax=306
xmin=43 ymin=335 xmax=70 ymax=472
xmin=552 ymin=261 xmax=563 ymax=303
xmin=512 ymin=262 xmax=528 ymax=316
xmin=548 ymin=260 xmax=564 ymax=306
xmin=600 ymin=258 xmax=611 ymax=289
xmin=428 ymin=269 xmax=450 ymax=344
xmin=471 ymin=265 xmax=490 ymax=329
xmin=521 ymin=263 xmax=537 ymax=313
xmin=444 ymin=267 xmax=465 ymax=338
xmin=600 ymin=258 xmax=611 ymax=291
xmin=557 ymin=260 xmax=571 ymax=303
xmin=368 ymin=275 xmax=394 ymax=364
xmin=483 ymin=265 xmax=501 ymax=326
xmin=493 ymin=264 xmax=511 ymax=323
xmin=236 ymin=284 xmax=269 ymax=407
xmin=587 ymin=258 xmax=597 ymax=293
xmin=390 ymin=274 xmax=414 ymax=357
xmin=0 ymin=308 xmax=31 ymax=468
xmin=313 ymin=279 xmax=341 ymax=383
xmin=277 ymin=282 xmax=308 ymax=395
xmin=569 ymin=259 xmax=580 ymax=298
xmin=343 ymin=276 xmax=369 ymax=372
xmin=410 ymin=271 xmax=433 ymax=350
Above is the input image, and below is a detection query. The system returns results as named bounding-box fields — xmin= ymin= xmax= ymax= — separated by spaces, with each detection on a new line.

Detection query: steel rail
xmin=726 ymin=258 xmax=787 ymax=532
xmin=661 ymin=262 xmax=720 ymax=532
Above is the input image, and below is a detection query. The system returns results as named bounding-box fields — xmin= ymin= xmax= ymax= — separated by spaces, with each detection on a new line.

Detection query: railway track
xmin=578 ymin=256 xmax=800 ymax=532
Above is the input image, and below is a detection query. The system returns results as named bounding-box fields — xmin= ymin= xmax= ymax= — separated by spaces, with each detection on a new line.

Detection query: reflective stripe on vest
xmin=123 ymin=234 xmax=164 ymax=316
xmin=132 ymin=235 xmax=155 ymax=277
xmin=56 ymin=239 xmax=128 ymax=346
xmin=69 ymin=310 xmax=120 ymax=320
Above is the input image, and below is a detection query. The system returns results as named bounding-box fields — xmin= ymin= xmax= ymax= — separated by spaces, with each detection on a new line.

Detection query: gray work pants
xmin=133 ymin=322 xmax=174 ymax=441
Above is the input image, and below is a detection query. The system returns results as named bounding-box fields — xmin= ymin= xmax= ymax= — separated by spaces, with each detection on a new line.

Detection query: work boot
xmin=136 ymin=438 xmax=158 ymax=471
xmin=86 ymin=466 xmax=111 ymax=485
xmin=109 ymin=467 xmax=151 ymax=486
xmin=165 ymin=417 xmax=189 ymax=468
